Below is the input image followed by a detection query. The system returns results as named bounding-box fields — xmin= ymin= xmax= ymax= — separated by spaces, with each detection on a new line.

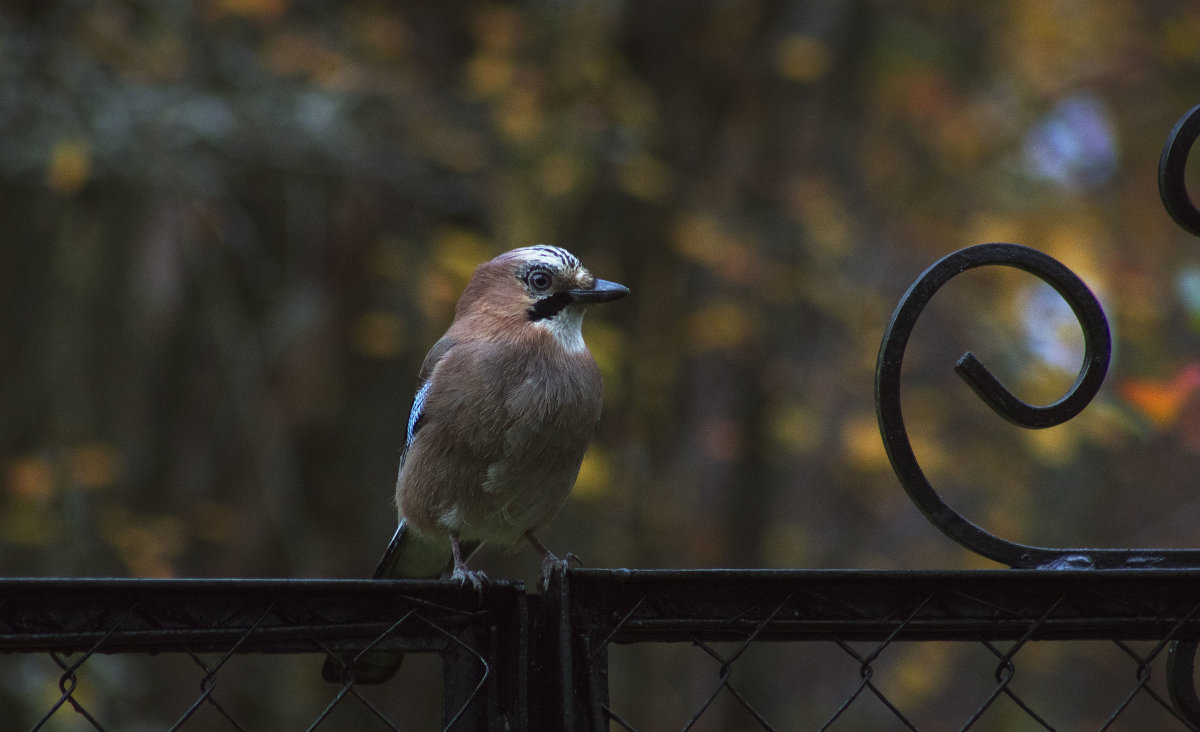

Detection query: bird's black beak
xmin=569 ymin=278 xmax=629 ymax=304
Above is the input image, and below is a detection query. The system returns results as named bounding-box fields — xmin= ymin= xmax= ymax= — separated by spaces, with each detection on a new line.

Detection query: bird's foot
xmin=450 ymin=563 xmax=488 ymax=597
xmin=449 ymin=533 xmax=486 ymax=597
xmin=539 ymin=551 xmax=583 ymax=591
xmin=524 ymin=531 xmax=583 ymax=591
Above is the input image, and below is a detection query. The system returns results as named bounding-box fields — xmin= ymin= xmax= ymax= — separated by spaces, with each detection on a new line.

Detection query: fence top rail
xmin=3 ymin=569 xmax=1200 ymax=653
xmin=559 ymin=567 xmax=1200 ymax=644
xmin=4 ymin=567 xmax=1200 ymax=596
xmin=0 ymin=577 xmax=526 ymax=655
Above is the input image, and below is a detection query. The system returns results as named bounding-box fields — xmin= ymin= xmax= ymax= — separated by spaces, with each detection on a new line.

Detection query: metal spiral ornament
xmin=875 ymin=103 xmax=1200 ymax=728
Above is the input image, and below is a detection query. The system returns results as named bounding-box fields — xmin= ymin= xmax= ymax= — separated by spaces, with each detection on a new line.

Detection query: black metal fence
xmin=5 ymin=105 xmax=1200 ymax=731
xmin=5 ymin=569 xmax=1200 ymax=729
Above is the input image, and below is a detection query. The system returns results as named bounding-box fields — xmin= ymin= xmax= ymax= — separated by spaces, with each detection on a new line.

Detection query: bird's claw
xmin=539 ymin=551 xmax=583 ymax=591
xmin=450 ymin=565 xmax=488 ymax=597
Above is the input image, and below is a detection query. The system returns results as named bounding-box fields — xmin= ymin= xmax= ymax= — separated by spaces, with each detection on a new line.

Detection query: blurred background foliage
xmin=4 ymin=0 xmax=1200 ymax=728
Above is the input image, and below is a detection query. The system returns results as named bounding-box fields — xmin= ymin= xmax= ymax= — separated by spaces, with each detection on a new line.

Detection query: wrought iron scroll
xmin=875 ymin=242 xmax=1141 ymax=570
xmin=876 ymin=102 xmax=1200 ymax=727
xmin=876 ymin=106 xmax=1200 ymax=571
xmin=1160 ymin=104 xmax=1200 ymax=239
xmin=1161 ymin=102 xmax=1200 ymax=731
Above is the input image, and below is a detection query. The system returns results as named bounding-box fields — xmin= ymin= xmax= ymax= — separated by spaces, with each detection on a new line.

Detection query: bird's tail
xmin=371 ymin=520 xmax=455 ymax=580
xmin=321 ymin=520 xmax=478 ymax=685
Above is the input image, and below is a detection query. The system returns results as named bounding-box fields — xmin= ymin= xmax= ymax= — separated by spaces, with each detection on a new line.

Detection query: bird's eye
xmin=527 ymin=270 xmax=553 ymax=291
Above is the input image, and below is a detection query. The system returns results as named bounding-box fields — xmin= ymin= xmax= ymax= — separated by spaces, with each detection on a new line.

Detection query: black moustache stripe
xmin=528 ymin=292 xmax=572 ymax=321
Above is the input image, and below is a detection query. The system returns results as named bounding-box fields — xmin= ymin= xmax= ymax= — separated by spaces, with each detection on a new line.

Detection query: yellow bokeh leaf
xmin=616 ymin=154 xmax=673 ymax=201
xmin=768 ymin=402 xmax=822 ymax=455
xmin=760 ymin=522 xmax=811 ymax=568
xmin=1163 ymin=12 xmax=1200 ymax=63
xmin=573 ymin=448 xmax=612 ymax=500
xmin=209 ymin=0 xmax=288 ymax=20
xmin=434 ymin=228 xmax=492 ymax=282
xmin=99 ymin=507 xmax=187 ymax=578
xmin=891 ymin=643 xmax=953 ymax=704
xmin=46 ymin=138 xmax=91 ymax=194
xmin=69 ymin=442 xmax=122 ymax=490
xmin=582 ymin=318 xmax=625 ymax=376
xmin=1022 ymin=426 xmax=1078 ymax=467
xmin=351 ymin=311 xmax=406 ymax=359
xmin=686 ymin=300 xmax=757 ymax=352
xmin=6 ymin=456 xmax=56 ymax=499
xmin=0 ymin=498 xmax=61 ymax=545
xmin=673 ymin=213 xmax=761 ymax=285
xmin=773 ymin=35 xmax=831 ymax=82
xmin=471 ymin=5 xmax=522 ymax=53
xmin=539 ymin=152 xmax=585 ymax=196
xmin=841 ymin=415 xmax=891 ymax=471
xmin=495 ymin=84 xmax=545 ymax=142
xmin=467 ymin=53 xmax=515 ymax=97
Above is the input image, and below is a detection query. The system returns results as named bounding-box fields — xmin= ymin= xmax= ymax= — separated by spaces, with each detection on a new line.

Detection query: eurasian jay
xmin=323 ymin=245 xmax=627 ymax=684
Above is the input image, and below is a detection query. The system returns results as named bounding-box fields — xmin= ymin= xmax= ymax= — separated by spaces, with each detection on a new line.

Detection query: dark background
xmin=3 ymin=1 xmax=1200 ymax=728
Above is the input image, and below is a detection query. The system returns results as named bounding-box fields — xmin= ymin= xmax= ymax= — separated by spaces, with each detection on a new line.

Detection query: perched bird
xmin=323 ymin=245 xmax=628 ymax=684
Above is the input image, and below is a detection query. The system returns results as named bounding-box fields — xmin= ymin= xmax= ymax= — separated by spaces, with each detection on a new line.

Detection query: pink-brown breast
xmin=396 ymin=328 xmax=602 ymax=546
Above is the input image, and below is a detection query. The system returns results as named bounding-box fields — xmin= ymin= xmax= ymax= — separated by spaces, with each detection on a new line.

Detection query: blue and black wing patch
xmin=406 ymin=379 xmax=431 ymax=447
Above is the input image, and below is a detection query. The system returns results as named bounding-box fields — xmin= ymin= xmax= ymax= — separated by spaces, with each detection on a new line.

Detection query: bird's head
xmin=454 ymin=245 xmax=629 ymax=351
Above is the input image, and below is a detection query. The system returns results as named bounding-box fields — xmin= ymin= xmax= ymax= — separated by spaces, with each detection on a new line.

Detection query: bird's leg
xmin=525 ymin=531 xmax=581 ymax=590
xmin=449 ymin=534 xmax=487 ymax=595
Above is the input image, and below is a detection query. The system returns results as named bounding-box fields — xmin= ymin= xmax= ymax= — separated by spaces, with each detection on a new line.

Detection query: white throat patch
xmin=533 ymin=304 xmax=587 ymax=353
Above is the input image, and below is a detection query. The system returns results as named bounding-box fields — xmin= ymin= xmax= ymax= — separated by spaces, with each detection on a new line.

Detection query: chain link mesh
xmin=3 ymin=573 xmax=1200 ymax=730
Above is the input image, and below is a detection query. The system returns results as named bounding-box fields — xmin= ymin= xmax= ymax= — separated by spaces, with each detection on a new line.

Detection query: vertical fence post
xmin=581 ymin=619 xmax=611 ymax=730
xmin=442 ymin=586 xmax=528 ymax=731
xmin=530 ymin=564 xmax=608 ymax=731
